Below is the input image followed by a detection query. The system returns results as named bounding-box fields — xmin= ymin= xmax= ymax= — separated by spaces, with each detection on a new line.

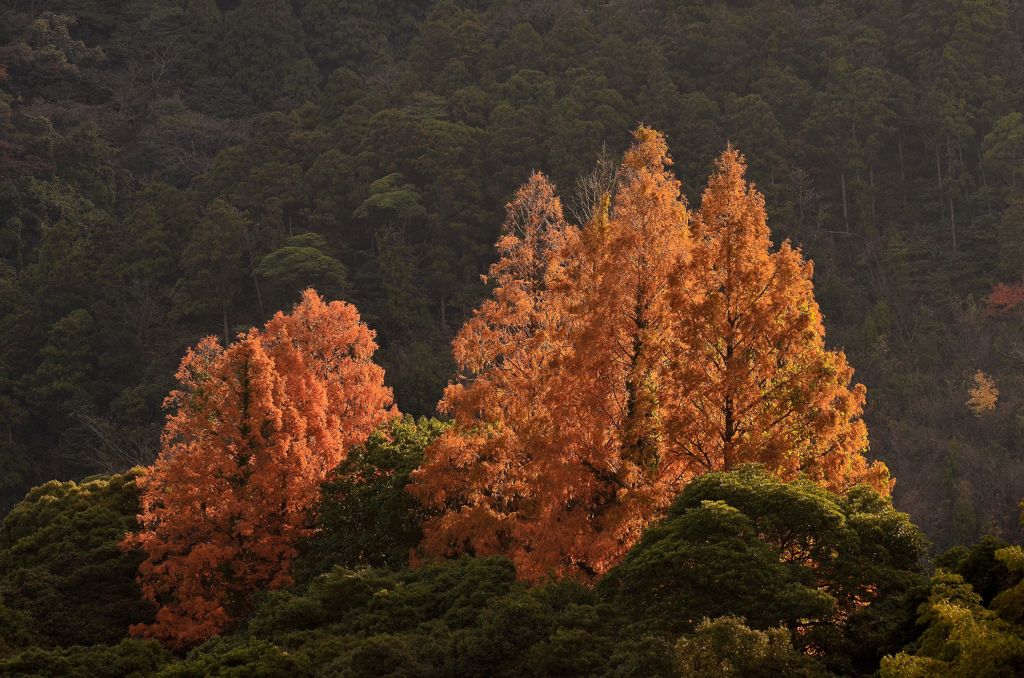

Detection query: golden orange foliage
xmin=674 ymin=148 xmax=889 ymax=492
xmin=125 ymin=290 xmax=395 ymax=648
xmin=408 ymin=171 xmax=574 ymax=575
xmin=410 ymin=128 xmax=889 ymax=582
xmin=966 ymin=370 xmax=999 ymax=415
xmin=536 ymin=127 xmax=693 ymax=577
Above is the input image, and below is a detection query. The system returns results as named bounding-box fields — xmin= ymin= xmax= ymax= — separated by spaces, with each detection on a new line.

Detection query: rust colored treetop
xmin=676 ymin=147 xmax=888 ymax=492
xmin=126 ymin=290 xmax=396 ymax=648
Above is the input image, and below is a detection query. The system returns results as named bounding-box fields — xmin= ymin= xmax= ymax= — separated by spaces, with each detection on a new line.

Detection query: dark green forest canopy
xmin=0 ymin=471 xmax=154 ymax=647
xmin=600 ymin=467 xmax=928 ymax=674
xmin=0 ymin=466 xmax=961 ymax=677
xmin=1 ymin=0 xmax=1023 ymax=557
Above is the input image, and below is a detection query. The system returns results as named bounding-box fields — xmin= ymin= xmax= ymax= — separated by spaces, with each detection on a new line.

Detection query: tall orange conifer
xmin=410 ymin=172 xmax=571 ymax=570
xmin=534 ymin=126 xmax=691 ymax=578
xmin=673 ymin=148 xmax=889 ymax=492
xmin=127 ymin=290 xmax=395 ymax=648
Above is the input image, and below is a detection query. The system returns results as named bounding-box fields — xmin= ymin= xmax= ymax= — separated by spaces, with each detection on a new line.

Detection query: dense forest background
xmin=2 ymin=0 xmax=1024 ymax=550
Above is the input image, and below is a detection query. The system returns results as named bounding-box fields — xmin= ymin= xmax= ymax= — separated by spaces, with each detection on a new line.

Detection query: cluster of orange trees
xmin=127 ymin=128 xmax=889 ymax=647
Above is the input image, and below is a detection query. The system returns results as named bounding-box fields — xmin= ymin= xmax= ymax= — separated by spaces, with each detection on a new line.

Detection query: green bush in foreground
xmin=601 ymin=466 xmax=928 ymax=674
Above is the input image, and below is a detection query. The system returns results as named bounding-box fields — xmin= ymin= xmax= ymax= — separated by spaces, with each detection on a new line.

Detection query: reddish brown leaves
xmin=408 ymin=172 xmax=574 ymax=577
xmin=125 ymin=290 xmax=395 ymax=648
xmin=986 ymin=283 xmax=1024 ymax=316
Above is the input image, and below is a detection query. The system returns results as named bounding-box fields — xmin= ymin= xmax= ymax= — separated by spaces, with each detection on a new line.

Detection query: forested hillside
xmin=2 ymin=3 xmax=1024 ymax=673
xmin=2 ymin=0 xmax=1023 ymax=559
xmin=2 ymin=0 xmax=1024 ymax=663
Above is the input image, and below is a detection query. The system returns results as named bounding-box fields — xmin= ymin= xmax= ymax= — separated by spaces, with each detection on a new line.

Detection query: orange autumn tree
xmin=673 ymin=148 xmax=890 ymax=493
xmin=532 ymin=127 xmax=692 ymax=577
xmin=987 ymin=282 xmax=1024 ymax=316
xmin=126 ymin=289 xmax=395 ymax=648
xmin=409 ymin=172 xmax=573 ymax=572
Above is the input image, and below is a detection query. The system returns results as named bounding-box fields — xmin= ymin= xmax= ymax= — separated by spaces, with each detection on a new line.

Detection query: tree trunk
xmin=870 ymin=165 xmax=876 ymax=227
xmin=246 ymin=225 xmax=266 ymax=321
xmin=897 ymin=129 xmax=906 ymax=182
xmin=841 ymin=172 xmax=849 ymax=234
xmin=949 ymin=194 xmax=958 ymax=255
xmin=977 ymin=145 xmax=992 ymax=215
xmin=722 ymin=306 xmax=737 ymax=469
xmin=947 ymin=136 xmax=957 ymax=255
xmin=251 ymin=269 xmax=265 ymax=321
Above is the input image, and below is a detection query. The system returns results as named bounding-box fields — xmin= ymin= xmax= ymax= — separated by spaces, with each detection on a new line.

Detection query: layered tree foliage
xmin=0 ymin=364 xmax=1013 ymax=677
xmin=982 ymin=503 xmax=1024 ymax=627
xmin=0 ymin=0 xmax=1023 ymax=672
xmin=408 ymin=170 xmax=580 ymax=577
xmin=411 ymin=129 xmax=886 ymax=580
xmin=881 ymin=573 xmax=1024 ymax=677
xmin=675 ymin=149 xmax=888 ymax=491
xmin=155 ymin=557 xmax=673 ymax=678
xmin=0 ymin=471 xmax=153 ymax=648
xmin=674 ymin=616 xmax=824 ymax=678
xmin=0 ymin=468 xmax=961 ymax=676
xmin=601 ymin=466 xmax=926 ymax=675
xmin=0 ymin=640 xmax=170 ymax=678
xmin=297 ymin=415 xmax=447 ymax=578
xmin=125 ymin=290 xmax=395 ymax=648
xmin=879 ymin=503 xmax=1024 ymax=676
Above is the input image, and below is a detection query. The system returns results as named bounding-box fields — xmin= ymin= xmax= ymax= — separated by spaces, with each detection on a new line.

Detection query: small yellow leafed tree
xmin=966 ymin=370 xmax=999 ymax=415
